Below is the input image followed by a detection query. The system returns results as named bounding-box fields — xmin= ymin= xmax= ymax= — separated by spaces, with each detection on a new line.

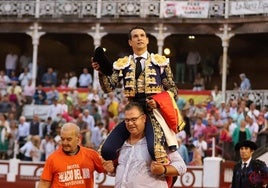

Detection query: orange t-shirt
xmin=40 ymin=146 xmax=104 ymax=188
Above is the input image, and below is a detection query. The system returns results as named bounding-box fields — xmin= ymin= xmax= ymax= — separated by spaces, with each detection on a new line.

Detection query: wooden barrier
xmin=220 ymin=160 xmax=236 ymax=188
xmin=0 ymin=160 xmax=204 ymax=188
xmin=0 ymin=159 xmax=238 ymax=188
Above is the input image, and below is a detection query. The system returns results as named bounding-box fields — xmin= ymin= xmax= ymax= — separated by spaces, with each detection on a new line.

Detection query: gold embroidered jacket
xmin=99 ymin=53 xmax=178 ymax=99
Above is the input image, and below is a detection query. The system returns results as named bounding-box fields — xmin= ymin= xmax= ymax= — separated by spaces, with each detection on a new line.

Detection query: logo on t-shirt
xmin=58 ymin=164 xmax=90 ymax=186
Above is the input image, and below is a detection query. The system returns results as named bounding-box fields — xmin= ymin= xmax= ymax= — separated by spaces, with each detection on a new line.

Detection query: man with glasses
xmin=92 ymin=26 xmax=181 ymax=166
xmin=103 ymin=102 xmax=186 ymax=188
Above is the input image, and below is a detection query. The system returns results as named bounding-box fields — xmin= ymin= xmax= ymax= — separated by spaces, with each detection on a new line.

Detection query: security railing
xmin=0 ymin=0 xmax=267 ymax=19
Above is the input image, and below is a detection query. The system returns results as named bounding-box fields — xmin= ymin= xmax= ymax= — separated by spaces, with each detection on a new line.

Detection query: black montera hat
xmin=235 ymin=140 xmax=258 ymax=151
xmin=93 ymin=47 xmax=113 ymax=76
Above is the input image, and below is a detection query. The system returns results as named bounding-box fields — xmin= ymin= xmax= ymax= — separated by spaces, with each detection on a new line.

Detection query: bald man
xmin=38 ymin=123 xmax=105 ymax=188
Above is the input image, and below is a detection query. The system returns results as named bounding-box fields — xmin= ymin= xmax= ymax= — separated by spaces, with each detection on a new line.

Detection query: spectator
xmin=17 ymin=116 xmax=30 ymax=150
xmin=42 ymin=117 xmax=53 ymax=137
xmin=239 ymin=73 xmax=251 ymax=91
xmin=7 ymin=80 xmax=22 ymax=97
xmin=5 ymin=50 xmax=18 ymax=78
xmin=58 ymin=78 xmax=68 ymax=89
xmin=87 ymin=88 xmax=100 ymax=103
xmin=181 ymin=104 xmax=191 ymax=143
xmin=29 ymin=114 xmax=43 ymax=138
xmin=192 ymin=72 xmax=205 ymax=91
xmin=7 ymin=120 xmax=18 ymax=159
xmin=229 ymin=100 xmax=238 ymax=116
xmin=45 ymin=85 xmax=59 ymax=105
xmin=227 ymin=116 xmax=237 ymax=136
xmin=33 ymin=84 xmax=47 ymax=105
xmin=203 ymin=117 xmax=218 ymax=147
xmin=22 ymin=79 xmax=35 ymax=104
xmin=176 ymin=96 xmax=186 ymax=111
xmin=91 ymin=106 xmax=101 ymax=125
xmin=0 ymin=70 xmax=10 ymax=96
xmin=186 ymin=48 xmax=201 ymax=83
xmin=232 ymin=119 xmax=252 ymax=161
xmin=91 ymin=122 xmax=106 ymax=150
xmin=219 ymin=122 xmax=234 ymax=160
xmin=245 ymin=115 xmax=258 ymax=142
xmin=193 ymin=134 xmax=208 ymax=159
xmin=0 ymin=94 xmax=13 ymax=114
xmin=193 ymin=117 xmax=206 ymax=140
xmin=67 ymin=71 xmax=78 ymax=88
xmin=232 ymin=119 xmax=251 ymax=147
xmin=218 ymin=101 xmax=228 ymax=124
xmin=118 ymin=97 xmax=128 ymax=121
xmin=108 ymin=116 xmax=119 ymax=132
xmin=8 ymin=86 xmax=19 ymax=106
xmin=75 ymin=113 xmax=89 ymax=146
xmin=213 ymin=112 xmax=224 ymax=130
xmin=83 ymin=109 xmax=95 ymax=132
xmin=175 ymin=48 xmax=187 ymax=84
xmin=19 ymin=135 xmax=41 ymax=161
xmin=105 ymin=92 xmax=119 ymax=118
xmin=18 ymin=67 xmax=32 ymax=88
xmin=48 ymin=99 xmax=63 ymax=121
xmin=188 ymin=144 xmax=203 ymax=166
xmin=40 ymin=134 xmax=55 ymax=161
xmin=177 ymin=136 xmax=189 ymax=164
xmin=0 ymin=113 xmax=11 ymax=159
xmin=78 ymin=68 xmax=92 ymax=88
xmin=19 ymin=52 xmax=31 ymax=72
xmin=211 ymin=85 xmax=223 ymax=109
xmin=9 ymin=70 xmax=19 ymax=83
xmin=41 ymin=67 xmax=57 ymax=87
xmin=247 ymin=102 xmax=260 ymax=123
xmin=256 ymin=116 xmax=268 ymax=147
xmin=61 ymin=92 xmax=73 ymax=114
xmin=188 ymin=98 xmax=197 ymax=127
xmin=67 ymin=87 xmax=80 ymax=107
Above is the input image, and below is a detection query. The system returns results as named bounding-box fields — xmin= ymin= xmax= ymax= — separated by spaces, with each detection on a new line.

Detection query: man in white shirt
xmin=103 ymin=102 xmax=187 ymax=188
xmin=5 ymin=51 xmax=18 ymax=78
xmin=83 ymin=109 xmax=95 ymax=131
xmin=245 ymin=115 xmax=259 ymax=142
xmin=78 ymin=68 xmax=92 ymax=88
xmin=48 ymin=99 xmax=63 ymax=121
xmin=193 ymin=134 xmax=208 ymax=158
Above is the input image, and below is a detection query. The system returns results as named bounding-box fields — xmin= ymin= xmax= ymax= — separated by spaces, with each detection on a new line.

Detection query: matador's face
xmin=128 ymin=29 xmax=149 ymax=54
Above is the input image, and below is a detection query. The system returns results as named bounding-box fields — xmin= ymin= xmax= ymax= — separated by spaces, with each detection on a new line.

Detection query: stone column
xmin=87 ymin=23 xmax=107 ymax=90
xmin=216 ymin=24 xmax=234 ymax=101
xmin=151 ymin=23 xmax=170 ymax=55
xmin=27 ymin=22 xmax=45 ymax=88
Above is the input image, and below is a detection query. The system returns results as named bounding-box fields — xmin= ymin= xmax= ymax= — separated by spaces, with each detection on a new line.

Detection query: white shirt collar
xmin=242 ymin=157 xmax=251 ymax=168
xmin=133 ymin=51 xmax=148 ymax=60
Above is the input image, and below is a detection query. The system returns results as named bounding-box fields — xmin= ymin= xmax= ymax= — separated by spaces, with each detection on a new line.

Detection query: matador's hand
xmin=91 ymin=57 xmax=101 ymax=72
xmin=146 ymin=98 xmax=158 ymax=109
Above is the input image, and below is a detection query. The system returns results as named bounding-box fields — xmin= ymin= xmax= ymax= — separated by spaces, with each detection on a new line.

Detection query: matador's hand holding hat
xmin=93 ymin=47 xmax=113 ymax=76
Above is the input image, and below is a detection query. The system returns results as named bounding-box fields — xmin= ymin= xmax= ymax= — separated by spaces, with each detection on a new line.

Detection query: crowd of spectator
xmin=0 ymin=59 xmax=267 ymax=165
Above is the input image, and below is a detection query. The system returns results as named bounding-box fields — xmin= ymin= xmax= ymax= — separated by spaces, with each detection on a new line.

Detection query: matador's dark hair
xmin=128 ymin=26 xmax=147 ymax=40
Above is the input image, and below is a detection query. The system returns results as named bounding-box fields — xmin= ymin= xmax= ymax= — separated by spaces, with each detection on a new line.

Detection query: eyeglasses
xmin=124 ymin=114 xmax=144 ymax=123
